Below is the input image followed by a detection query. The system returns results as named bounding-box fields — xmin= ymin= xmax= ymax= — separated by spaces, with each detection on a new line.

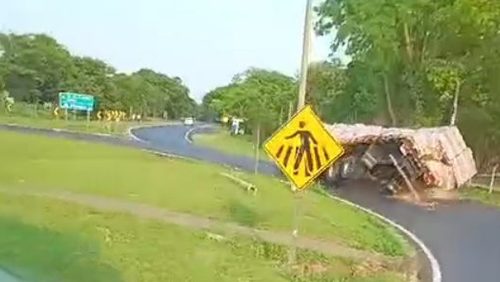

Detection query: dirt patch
xmin=391 ymin=181 xmax=460 ymax=209
xmin=289 ymin=262 xmax=331 ymax=279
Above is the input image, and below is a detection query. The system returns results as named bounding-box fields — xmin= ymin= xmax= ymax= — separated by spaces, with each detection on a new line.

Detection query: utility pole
xmin=289 ymin=0 xmax=313 ymax=266
xmin=297 ymin=0 xmax=313 ymax=110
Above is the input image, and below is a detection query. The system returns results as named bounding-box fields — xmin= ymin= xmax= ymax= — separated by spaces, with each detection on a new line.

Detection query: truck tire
xmin=322 ymin=165 xmax=340 ymax=186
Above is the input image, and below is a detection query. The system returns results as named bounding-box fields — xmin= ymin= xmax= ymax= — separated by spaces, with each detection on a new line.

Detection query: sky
xmin=0 ymin=0 xmax=340 ymax=101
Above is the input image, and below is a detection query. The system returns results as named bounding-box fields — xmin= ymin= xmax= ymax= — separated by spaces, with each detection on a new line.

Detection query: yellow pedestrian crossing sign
xmin=264 ymin=105 xmax=344 ymax=190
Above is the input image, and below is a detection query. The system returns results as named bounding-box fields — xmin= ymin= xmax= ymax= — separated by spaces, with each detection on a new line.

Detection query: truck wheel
xmin=339 ymin=160 xmax=351 ymax=179
xmin=381 ymin=182 xmax=397 ymax=196
xmin=322 ymin=165 xmax=340 ymax=186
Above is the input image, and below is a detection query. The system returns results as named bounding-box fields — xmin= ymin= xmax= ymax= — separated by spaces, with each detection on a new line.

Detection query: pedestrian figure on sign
xmin=275 ymin=120 xmax=331 ymax=178
xmin=285 ymin=121 xmax=317 ymax=176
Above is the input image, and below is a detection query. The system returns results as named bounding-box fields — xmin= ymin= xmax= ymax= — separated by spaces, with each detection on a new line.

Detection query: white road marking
xmin=127 ymin=122 xmax=180 ymax=144
xmin=184 ymin=127 xmax=196 ymax=143
xmin=325 ymin=193 xmax=442 ymax=282
xmin=128 ymin=126 xmax=149 ymax=144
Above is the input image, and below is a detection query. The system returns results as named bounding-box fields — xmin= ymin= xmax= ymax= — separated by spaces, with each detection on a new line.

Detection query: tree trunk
xmin=403 ymin=22 xmax=413 ymax=62
xmin=383 ymin=74 xmax=397 ymax=126
xmin=421 ymin=31 xmax=430 ymax=64
xmin=450 ymin=78 xmax=461 ymax=126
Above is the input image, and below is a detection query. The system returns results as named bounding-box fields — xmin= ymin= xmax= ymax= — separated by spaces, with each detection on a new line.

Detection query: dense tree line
xmin=0 ymin=33 xmax=196 ymax=119
xmin=202 ymin=0 xmax=500 ymax=170
xmin=201 ymin=68 xmax=297 ymax=137
xmin=316 ymin=0 xmax=500 ymax=169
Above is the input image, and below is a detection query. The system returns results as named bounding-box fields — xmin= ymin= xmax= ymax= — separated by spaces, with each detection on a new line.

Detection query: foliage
xmin=461 ymin=186 xmax=500 ymax=208
xmin=199 ymin=0 xmax=500 ymax=168
xmin=315 ymin=0 xmax=500 ymax=169
xmin=306 ymin=60 xmax=349 ymax=123
xmin=202 ymin=68 xmax=297 ymax=138
xmin=0 ymin=33 xmax=196 ymax=119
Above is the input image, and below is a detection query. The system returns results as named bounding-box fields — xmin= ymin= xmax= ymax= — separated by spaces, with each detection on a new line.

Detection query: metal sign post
xmin=86 ymin=109 xmax=91 ymax=129
xmin=289 ymin=186 xmax=303 ymax=264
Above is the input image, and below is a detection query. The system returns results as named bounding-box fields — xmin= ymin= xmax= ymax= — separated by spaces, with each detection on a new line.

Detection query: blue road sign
xmin=59 ymin=92 xmax=94 ymax=111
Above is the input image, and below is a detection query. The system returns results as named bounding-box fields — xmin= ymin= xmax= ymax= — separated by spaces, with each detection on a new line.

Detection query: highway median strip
xmin=0 ymin=130 xmax=411 ymax=258
xmin=0 ymin=128 xmax=423 ymax=280
xmin=0 ymin=192 xmax=408 ymax=282
xmin=0 ymin=187 xmax=405 ymax=269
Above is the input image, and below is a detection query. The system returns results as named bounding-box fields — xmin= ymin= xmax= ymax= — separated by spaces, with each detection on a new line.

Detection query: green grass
xmin=461 ymin=186 xmax=500 ymax=207
xmin=193 ymin=129 xmax=269 ymax=160
xmin=0 ymin=114 xmax=151 ymax=135
xmin=0 ymin=193 xmax=403 ymax=282
xmin=0 ymin=102 xmax=164 ymax=135
xmin=0 ymin=131 xmax=409 ymax=257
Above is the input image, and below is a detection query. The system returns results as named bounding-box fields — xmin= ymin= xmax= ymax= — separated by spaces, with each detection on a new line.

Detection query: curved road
xmin=133 ymin=124 xmax=500 ymax=282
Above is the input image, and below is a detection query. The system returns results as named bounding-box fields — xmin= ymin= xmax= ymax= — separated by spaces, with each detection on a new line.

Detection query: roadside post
xmin=86 ymin=109 xmax=91 ymax=129
xmin=105 ymin=110 xmax=112 ymax=133
xmin=489 ymin=164 xmax=498 ymax=194
xmin=254 ymin=122 xmax=261 ymax=175
xmin=263 ymin=105 xmax=344 ymax=264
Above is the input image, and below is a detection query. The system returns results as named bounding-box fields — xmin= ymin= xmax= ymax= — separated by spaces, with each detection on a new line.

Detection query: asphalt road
xmin=2 ymin=123 xmax=500 ymax=282
xmin=132 ymin=124 xmax=500 ymax=282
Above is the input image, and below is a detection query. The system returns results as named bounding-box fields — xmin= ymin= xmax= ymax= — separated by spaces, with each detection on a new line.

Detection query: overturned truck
xmin=321 ymin=124 xmax=477 ymax=197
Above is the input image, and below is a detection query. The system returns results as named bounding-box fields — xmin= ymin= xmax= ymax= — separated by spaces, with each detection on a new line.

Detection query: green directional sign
xmin=59 ymin=92 xmax=94 ymax=111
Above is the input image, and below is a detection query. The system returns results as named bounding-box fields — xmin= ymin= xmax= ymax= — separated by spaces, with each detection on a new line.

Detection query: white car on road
xmin=183 ymin=117 xmax=194 ymax=126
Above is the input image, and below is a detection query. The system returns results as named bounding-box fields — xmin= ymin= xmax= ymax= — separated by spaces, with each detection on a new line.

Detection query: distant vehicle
xmin=184 ymin=117 xmax=194 ymax=126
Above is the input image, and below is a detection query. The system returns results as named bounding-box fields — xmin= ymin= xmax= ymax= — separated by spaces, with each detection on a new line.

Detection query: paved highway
xmin=133 ymin=124 xmax=500 ymax=282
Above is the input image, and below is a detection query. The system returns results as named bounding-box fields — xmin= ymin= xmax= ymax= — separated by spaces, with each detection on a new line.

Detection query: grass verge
xmin=0 ymin=114 xmax=163 ymax=136
xmin=192 ymin=128 xmax=269 ymax=160
xmin=460 ymin=186 xmax=500 ymax=207
xmin=0 ymin=193 xmax=403 ymax=282
xmin=0 ymin=103 xmax=166 ymax=135
xmin=0 ymin=130 xmax=410 ymax=257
